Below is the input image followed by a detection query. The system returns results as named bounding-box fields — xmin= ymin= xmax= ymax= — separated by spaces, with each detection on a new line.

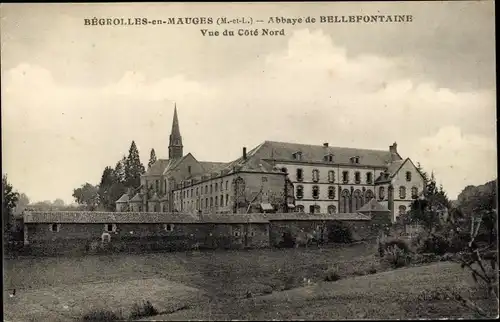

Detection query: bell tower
xmin=168 ymin=104 xmax=183 ymax=160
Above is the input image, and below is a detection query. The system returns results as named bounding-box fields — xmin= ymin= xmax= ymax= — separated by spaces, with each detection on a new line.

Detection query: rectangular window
xmin=226 ymin=181 xmax=228 ymax=190
xmin=406 ymin=171 xmax=412 ymax=181
xmin=215 ymin=183 xmax=218 ymax=192
xmin=366 ymin=173 xmax=373 ymax=184
xmin=355 ymin=172 xmax=361 ymax=184
xmin=226 ymin=194 xmax=229 ymax=206
xmin=296 ymin=168 xmax=303 ymax=182
xmin=105 ymin=224 xmax=116 ymax=232
xmin=210 ymin=184 xmax=213 ymax=194
xmin=196 ymin=187 xmax=199 ymax=196
xmin=49 ymin=223 xmax=60 ymax=232
xmin=342 ymin=171 xmax=349 ymax=183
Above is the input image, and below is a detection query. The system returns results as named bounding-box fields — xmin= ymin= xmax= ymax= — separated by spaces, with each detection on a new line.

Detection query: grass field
xmin=4 ymin=243 xmax=497 ymax=321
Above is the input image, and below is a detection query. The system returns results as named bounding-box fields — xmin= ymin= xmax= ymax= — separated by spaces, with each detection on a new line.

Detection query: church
xmin=116 ymin=106 xmax=425 ymax=222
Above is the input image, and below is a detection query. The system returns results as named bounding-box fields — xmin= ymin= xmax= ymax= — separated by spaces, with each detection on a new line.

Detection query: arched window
xmin=379 ymin=187 xmax=385 ymax=200
xmin=312 ymin=169 xmax=319 ymax=182
xmin=328 ymin=186 xmax=335 ymax=199
xmin=399 ymin=205 xmax=407 ymax=215
xmin=296 ymin=185 xmax=304 ymax=199
xmin=312 ymin=186 xmax=320 ymax=199
xmin=327 ymin=205 xmax=337 ymax=214
xmin=328 ymin=170 xmax=335 ymax=183
xmin=340 ymin=190 xmax=350 ymax=213
xmin=353 ymin=190 xmax=362 ymax=211
xmin=411 ymin=186 xmax=418 ymax=199
xmin=399 ymin=186 xmax=406 ymax=199
xmin=365 ymin=190 xmax=374 ymax=203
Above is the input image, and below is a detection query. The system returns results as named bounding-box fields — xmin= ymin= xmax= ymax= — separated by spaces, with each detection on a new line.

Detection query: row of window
xmin=283 ymin=168 xmax=414 ymax=184
xmin=285 ymin=168 xmax=374 ymax=184
xmin=378 ymin=186 xmax=419 ymax=199
xmin=294 ymin=205 xmax=338 ymax=214
xmin=178 ymin=194 xmax=231 ymax=210
xmin=175 ymin=180 xmax=231 ymax=201
xmin=295 ymin=186 xmax=375 ymax=201
xmin=292 ymin=152 xmax=360 ymax=165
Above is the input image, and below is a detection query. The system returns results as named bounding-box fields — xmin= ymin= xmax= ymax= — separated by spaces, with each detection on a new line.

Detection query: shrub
xmin=384 ymin=245 xmax=411 ymax=268
xmin=378 ymin=238 xmax=411 ymax=257
xmin=327 ymin=222 xmax=353 ymax=243
xmin=324 ymin=267 xmax=341 ymax=282
xmin=129 ymin=300 xmax=159 ymax=320
xmin=418 ymin=234 xmax=449 ymax=255
xmin=81 ymin=310 xmax=122 ymax=321
xmin=367 ymin=265 xmax=378 ymax=274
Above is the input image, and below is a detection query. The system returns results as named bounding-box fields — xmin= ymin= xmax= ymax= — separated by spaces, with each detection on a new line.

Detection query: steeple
xmin=168 ymin=104 xmax=183 ymax=159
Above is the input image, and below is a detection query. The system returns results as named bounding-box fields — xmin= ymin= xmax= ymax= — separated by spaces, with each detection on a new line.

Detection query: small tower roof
xmin=130 ymin=193 xmax=142 ymax=203
xmin=116 ymin=193 xmax=129 ymax=203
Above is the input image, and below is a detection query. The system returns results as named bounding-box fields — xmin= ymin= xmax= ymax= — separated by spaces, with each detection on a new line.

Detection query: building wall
xmin=173 ymin=172 xmax=287 ymax=215
xmin=391 ymin=160 xmax=425 ymax=222
xmin=275 ymin=162 xmax=383 ymax=214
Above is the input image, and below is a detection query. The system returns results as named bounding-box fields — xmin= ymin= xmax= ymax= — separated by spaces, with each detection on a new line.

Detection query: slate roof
xmin=254 ymin=141 xmax=398 ymax=167
xmin=130 ymin=193 xmax=142 ymax=202
xmin=24 ymin=211 xmax=371 ymax=224
xmin=144 ymin=159 xmax=173 ymax=176
xmin=116 ymin=193 xmax=129 ymax=203
xmin=200 ymin=161 xmax=227 ymax=173
xmin=357 ymin=198 xmax=390 ymax=213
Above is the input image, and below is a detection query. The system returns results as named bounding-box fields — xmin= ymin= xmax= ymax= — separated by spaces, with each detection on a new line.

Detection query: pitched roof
xmin=252 ymin=141 xmax=397 ymax=167
xmin=200 ymin=161 xmax=227 ymax=173
xmin=130 ymin=193 xmax=142 ymax=202
xmin=144 ymin=159 xmax=173 ymax=176
xmin=116 ymin=193 xmax=130 ymax=203
xmin=357 ymin=198 xmax=390 ymax=213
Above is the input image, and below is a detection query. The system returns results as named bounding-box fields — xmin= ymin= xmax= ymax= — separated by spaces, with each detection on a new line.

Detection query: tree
xmin=2 ymin=175 xmax=19 ymax=235
xmin=53 ymin=199 xmax=65 ymax=208
xmin=408 ymin=166 xmax=450 ymax=233
xmin=148 ymin=148 xmax=157 ymax=169
xmin=98 ymin=166 xmax=116 ymax=211
xmin=72 ymin=183 xmax=99 ymax=211
xmin=114 ymin=156 xmax=126 ymax=184
xmin=125 ymin=141 xmax=145 ymax=188
xmin=14 ymin=192 xmax=30 ymax=215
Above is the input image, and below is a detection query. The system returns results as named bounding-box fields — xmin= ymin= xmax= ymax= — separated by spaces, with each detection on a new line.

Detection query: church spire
xmin=168 ymin=103 xmax=183 ymax=159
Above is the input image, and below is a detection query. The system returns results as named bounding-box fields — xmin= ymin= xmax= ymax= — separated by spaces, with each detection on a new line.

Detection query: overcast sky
xmin=1 ymin=2 xmax=496 ymax=204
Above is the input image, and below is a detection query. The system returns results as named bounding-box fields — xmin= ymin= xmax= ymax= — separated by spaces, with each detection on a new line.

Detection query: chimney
xmin=389 ymin=142 xmax=398 ymax=154
xmin=323 ymin=143 xmax=329 ymax=147
xmin=243 ymin=147 xmax=247 ymax=160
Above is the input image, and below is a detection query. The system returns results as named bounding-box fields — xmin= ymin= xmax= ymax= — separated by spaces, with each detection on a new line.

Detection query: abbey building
xmin=116 ymin=106 xmax=425 ymax=222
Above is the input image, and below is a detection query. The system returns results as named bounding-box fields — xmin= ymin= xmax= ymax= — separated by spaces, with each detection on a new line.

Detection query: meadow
xmin=4 ymin=242 xmax=497 ymax=321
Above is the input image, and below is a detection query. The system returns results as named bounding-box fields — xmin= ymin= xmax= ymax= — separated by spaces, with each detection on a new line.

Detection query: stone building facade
xmin=116 ymin=105 xmax=424 ymax=222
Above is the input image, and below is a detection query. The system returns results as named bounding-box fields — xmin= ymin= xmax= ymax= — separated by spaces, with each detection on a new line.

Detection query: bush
xmin=81 ymin=310 xmax=122 ymax=321
xmin=378 ymin=238 xmax=411 ymax=257
xmin=418 ymin=234 xmax=449 ymax=255
xmin=367 ymin=265 xmax=378 ymax=274
xmin=384 ymin=245 xmax=411 ymax=268
xmin=327 ymin=222 xmax=353 ymax=243
xmin=324 ymin=267 xmax=341 ymax=282
xmin=129 ymin=300 xmax=159 ymax=320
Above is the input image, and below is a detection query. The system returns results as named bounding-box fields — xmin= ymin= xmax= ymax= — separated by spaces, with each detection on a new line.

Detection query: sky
xmin=1 ymin=2 xmax=496 ymax=204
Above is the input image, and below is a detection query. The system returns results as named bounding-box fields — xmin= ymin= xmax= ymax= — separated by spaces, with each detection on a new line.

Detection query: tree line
xmin=72 ymin=141 xmax=158 ymax=211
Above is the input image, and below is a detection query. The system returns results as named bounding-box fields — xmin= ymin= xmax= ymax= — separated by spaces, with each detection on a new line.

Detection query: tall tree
xmin=2 ymin=174 xmax=19 ymax=235
xmin=53 ymin=199 xmax=65 ymax=208
xmin=114 ymin=156 xmax=127 ymax=184
xmin=14 ymin=192 xmax=30 ymax=215
xmin=98 ymin=166 xmax=117 ymax=211
xmin=125 ymin=141 xmax=145 ymax=188
xmin=148 ymin=148 xmax=157 ymax=169
xmin=72 ymin=183 xmax=99 ymax=211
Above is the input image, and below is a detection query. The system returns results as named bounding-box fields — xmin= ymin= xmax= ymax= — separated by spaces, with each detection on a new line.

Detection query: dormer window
xmin=350 ymin=156 xmax=360 ymax=164
xmin=293 ymin=151 xmax=303 ymax=161
xmin=324 ymin=154 xmax=334 ymax=162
